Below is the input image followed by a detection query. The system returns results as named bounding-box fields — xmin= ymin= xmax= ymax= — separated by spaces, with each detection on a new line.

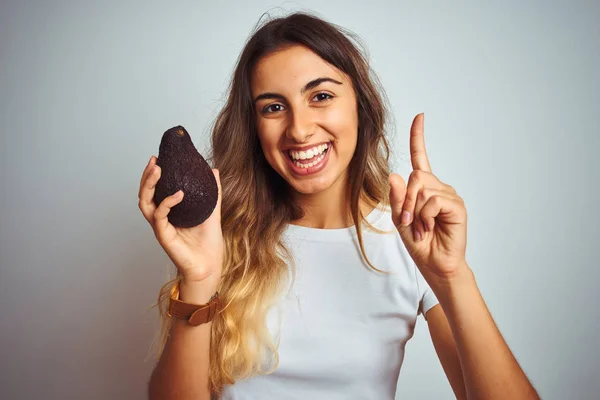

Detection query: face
xmin=250 ymin=44 xmax=359 ymax=196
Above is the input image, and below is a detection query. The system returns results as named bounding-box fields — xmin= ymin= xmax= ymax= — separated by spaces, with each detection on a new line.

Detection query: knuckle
xmin=146 ymin=172 xmax=158 ymax=185
xmin=408 ymin=171 xmax=417 ymax=183
xmin=147 ymin=177 xmax=157 ymax=189
xmin=412 ymin=169 xmax=425 ymax=180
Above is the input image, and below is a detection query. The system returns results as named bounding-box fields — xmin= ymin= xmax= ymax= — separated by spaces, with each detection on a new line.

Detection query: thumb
xmin=389 ymin=173 xmax=408 ymax=229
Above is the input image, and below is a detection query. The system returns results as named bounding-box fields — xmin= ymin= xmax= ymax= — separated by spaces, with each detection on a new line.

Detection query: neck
xmin=290 ymin=174 xmax=377 ymax=229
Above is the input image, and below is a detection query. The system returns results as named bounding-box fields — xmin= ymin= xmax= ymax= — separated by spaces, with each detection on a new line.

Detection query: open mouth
xmin=285 ymin=141 xmax=331 ymax=169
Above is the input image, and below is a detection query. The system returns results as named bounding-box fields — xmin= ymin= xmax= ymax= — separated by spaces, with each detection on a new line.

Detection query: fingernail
xmin=414 ymin=229 xmax=421 ymax=241
xmin=401 ymin=210 xmax=411 ymax=225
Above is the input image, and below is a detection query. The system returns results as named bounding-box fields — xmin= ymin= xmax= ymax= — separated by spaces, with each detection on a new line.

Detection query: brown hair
xmin=151 ymin=11 xmax=394 ymax=396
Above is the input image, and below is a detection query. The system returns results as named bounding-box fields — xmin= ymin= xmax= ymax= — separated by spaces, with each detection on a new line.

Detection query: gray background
xmin=1 ymin=0 xmax=598 ymax=399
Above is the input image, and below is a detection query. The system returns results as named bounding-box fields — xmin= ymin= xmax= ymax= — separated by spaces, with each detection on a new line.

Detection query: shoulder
xmin=362 ymin=202 xmax=396 ymax=233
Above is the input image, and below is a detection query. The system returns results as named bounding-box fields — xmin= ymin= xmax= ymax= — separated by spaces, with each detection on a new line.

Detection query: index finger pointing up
xmin=410 ymin=113 xmax=432 ymax=172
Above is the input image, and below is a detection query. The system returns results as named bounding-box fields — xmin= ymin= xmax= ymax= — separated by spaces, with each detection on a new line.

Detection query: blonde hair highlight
xmin=149 ymin=11 xmax=397 ymax=397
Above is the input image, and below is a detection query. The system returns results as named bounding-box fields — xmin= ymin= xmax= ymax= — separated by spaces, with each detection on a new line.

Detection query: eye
xmin=312 ymin=92 xmax=334 ymax=102
xmin=262 ymin=103 xmax=285 ymax=114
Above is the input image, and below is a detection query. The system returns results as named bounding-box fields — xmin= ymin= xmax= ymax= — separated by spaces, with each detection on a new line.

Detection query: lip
xmin=284 ymin=141 xmax=330 ymax=152
xmin=284 ymin=143 xmax=331 ymax=176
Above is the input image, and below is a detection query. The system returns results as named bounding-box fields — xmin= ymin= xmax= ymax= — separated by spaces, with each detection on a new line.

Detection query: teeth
xmin=293 ymin=153 xmax=325 ymax=169
xmin=289 ymin=143 xmax=329 ymax=161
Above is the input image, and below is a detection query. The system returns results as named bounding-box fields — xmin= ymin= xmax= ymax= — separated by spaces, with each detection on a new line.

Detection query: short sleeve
xmin=415 ymin=263 xmax=440 ymax=320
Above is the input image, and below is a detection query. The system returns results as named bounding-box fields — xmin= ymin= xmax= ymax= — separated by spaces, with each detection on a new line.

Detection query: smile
xmin=284 ymin=141 xmax=332 ymax=175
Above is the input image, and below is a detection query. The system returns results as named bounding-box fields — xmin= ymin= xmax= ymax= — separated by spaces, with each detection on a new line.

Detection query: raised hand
xmin=389 ymin=114 xmax=468 ymax=284
xmin=138 ymin=156 xmax=223 ymax=287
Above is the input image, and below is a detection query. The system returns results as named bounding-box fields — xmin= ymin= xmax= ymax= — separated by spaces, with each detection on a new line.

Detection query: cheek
xmin=323 ymin=104 xmax=358 ymax=148
xmin=256 ymin=121 xmax=283 ymax=162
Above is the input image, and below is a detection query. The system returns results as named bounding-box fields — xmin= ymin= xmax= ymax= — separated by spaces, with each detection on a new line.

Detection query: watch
xmin=168 ymin=281 xmax=221 ymax=326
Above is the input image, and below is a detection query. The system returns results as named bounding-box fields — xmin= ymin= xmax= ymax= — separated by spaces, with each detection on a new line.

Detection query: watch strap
xmin=168 ymin=281 xmax=221 ymax=326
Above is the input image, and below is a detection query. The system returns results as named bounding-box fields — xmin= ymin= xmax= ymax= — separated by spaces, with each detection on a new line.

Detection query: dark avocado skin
xmin=153 ymin=126 xmax=218 ymax=228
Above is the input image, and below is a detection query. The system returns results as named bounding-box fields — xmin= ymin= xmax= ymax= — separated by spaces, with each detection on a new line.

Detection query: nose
xmin=286 ymin=107 xmax=314 ymax=143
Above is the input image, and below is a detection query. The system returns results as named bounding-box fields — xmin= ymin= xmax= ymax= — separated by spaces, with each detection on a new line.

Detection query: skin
xmin=251 ymin=44 xmax=539 ymax=399
xmin=391 ymin=115 xmax=539 ymax=399
xmin=251 ymin=44 xmax=372 ymax=229
xmin=139 ymin=42 xmax=539 ymax=399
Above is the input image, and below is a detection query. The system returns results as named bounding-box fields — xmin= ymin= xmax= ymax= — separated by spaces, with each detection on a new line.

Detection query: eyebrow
xmin=253 ymin=77 xmax=343 ymax=103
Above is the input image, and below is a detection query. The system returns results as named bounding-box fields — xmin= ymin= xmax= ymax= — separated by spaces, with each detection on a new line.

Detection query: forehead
xmin=251 ymin=45 xmax=348 ymax=93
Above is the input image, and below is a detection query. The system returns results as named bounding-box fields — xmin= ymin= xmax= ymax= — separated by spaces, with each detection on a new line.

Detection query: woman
xmin=140 ymin=12 xmax=539 ymax=399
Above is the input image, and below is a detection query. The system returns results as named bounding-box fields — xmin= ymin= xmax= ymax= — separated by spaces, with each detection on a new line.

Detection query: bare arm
xmin=426 ymin=305 xmax=468 ymax=400
xmin=148 ymin=280 xmax=217 ymax=400
xmin=431 ymin=264 xmax=539 ymax=400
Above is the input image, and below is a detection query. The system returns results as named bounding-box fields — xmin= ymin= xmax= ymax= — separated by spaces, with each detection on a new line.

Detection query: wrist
xmin=180 ymin=265 xmax=221 ymax=283
xmin=427 ymin=262 xmax=476 ymax=304
xmin=179 ymin=278 xmax=220 ymax=304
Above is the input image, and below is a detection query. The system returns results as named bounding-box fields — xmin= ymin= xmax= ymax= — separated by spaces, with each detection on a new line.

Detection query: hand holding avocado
xmin=138 ymin=126 xmax=223 ymax=285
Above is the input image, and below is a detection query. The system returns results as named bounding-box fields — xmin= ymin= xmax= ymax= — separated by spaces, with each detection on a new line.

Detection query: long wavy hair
xmin=151 ymin=11 xmax=395 ymax=396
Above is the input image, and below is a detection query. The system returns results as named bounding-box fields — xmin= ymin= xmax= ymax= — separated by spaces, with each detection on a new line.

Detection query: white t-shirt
xmin=221 ymin=204 xmax=439 ymax=399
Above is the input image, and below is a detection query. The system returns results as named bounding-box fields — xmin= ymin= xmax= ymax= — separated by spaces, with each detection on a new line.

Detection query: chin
xmin=289 ymin=181 xmax=330 ymax=195
xmin=286 ymin=169 xmax=344 ymax=196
